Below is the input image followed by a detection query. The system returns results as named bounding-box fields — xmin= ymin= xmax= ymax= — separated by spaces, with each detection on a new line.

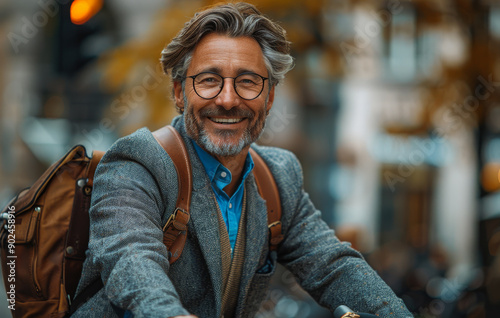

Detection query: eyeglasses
xmin=183 ymin=71 xmax=269 ymax=100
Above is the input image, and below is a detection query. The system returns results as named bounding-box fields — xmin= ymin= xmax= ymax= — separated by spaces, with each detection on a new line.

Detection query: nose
xmin=215 ymin=78 xmax=240 ymax=110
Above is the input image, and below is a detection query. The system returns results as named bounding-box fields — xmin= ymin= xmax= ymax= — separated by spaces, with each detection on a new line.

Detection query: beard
xmin=183 ymin=94 xmax=267 ymax=157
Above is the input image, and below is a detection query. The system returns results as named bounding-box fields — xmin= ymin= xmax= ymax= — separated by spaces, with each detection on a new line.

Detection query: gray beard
xmin=184 ymin=107 xmax=265 ymax=157
xmin=198 ymin=127 xmax=251 ymax=157
xmin=182 ymin=90 xmax=267 ymax=158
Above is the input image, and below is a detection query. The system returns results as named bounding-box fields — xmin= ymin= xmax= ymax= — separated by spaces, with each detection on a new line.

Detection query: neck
xmin=214 ymin=146 xmax=250 ymax=197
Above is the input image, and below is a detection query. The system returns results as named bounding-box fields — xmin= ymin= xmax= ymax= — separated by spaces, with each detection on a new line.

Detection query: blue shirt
xmin=191 ymin=140 xmax=254 ymax=253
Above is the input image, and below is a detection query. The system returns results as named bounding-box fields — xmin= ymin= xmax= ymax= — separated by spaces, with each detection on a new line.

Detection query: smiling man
xmin=179 ymin=33 xmax=274 ymax=197
xmin=73 ymin=3 xmax=413 ymax=318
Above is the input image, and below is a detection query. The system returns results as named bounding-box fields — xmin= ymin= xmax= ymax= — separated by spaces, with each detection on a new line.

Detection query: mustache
xmin=199 ymin=106 xmax=254 ymax=119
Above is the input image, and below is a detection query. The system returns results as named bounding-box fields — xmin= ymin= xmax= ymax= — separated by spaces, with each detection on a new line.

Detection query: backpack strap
xmin=66 ymin=150 xmax=104 ymax=263
xmin=249 ymin=148 xmax=283 ymax=251
xmin=152 ymin=125 xmax=192 ymax=264
xmin=64 ymin=150 xmax=105 ymax=300
xmin=87 ymin=150 xmax=105 ymax=187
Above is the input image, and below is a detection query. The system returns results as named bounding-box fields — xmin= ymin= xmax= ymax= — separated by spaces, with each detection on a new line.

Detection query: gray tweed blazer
xmin=73 ymin=116 xmax=412 ymax=318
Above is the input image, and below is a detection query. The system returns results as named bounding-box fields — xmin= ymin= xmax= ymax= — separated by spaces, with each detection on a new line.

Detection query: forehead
xmin=188 ymin=33 xmax=268 ymax=75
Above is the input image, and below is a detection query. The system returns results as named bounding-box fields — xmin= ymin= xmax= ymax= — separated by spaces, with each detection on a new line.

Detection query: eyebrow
xmin=202 ymin=67 xmax=222 ymax=74
xmin=198 ymin=67 xmax=260 ymax=75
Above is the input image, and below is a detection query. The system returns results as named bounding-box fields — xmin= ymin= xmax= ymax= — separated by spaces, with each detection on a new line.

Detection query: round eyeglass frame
xmin=183 ymin=71 xmax=269 ymax=101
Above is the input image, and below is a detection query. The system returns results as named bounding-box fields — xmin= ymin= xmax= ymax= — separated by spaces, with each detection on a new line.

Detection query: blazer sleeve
xmin=259 ymin=147 xmax=413 ymax=317
xmin=87 ymin=129 xmax=191 ymax=317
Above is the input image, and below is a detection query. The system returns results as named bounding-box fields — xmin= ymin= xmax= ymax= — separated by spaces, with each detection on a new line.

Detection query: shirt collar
xmin=191 ymin=139 xmax=254 ymax=189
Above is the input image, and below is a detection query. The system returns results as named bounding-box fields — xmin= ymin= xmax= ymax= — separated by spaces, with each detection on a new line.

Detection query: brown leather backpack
xmin=0 ymin=125 xmax=282 ymax=317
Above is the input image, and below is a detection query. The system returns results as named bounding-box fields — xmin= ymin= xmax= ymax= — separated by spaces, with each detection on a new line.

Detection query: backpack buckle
xmin=268 ymin=221 xmax=284 ymax=247
xmin=163 ymin=207 xmax=190 ymax=232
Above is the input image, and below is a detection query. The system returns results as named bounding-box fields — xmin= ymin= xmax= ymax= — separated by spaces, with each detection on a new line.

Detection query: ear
xmin=265 ymin=85 xmax=276 ymax=113
xmin=173 ymin=81 xmax=184 ymax=110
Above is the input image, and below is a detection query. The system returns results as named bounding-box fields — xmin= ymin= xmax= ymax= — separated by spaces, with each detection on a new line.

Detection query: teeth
xmin=210 ymin=117 xmax=243 ymax=124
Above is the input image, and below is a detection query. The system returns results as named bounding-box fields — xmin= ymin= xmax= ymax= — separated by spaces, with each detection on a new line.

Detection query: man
xmin=74 ymin=2 xmax=413 ymax=317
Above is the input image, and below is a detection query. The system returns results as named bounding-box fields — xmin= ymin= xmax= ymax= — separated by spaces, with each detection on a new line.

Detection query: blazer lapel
xmin=237 ymin=173 xmax=268 ymax=308
xmin=189 ymin=187 xmax=224 ymax=310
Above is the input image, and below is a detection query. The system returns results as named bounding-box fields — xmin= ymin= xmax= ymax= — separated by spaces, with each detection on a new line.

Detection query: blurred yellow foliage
xmin=97 ymin=1 xmax=203 ymax=134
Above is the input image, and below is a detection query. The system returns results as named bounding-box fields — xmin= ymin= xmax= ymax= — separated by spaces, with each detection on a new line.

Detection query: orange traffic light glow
xmin=70 ymin=0 xmax=103 ymax=25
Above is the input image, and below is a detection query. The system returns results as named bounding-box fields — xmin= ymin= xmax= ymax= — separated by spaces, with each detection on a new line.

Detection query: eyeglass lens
xmin=193 ymin=72 xmax=265 ymax=100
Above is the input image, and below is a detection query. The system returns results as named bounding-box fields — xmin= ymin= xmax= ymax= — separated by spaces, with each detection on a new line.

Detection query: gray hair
xmin=160 ymin=2 xmax=294 ymax=87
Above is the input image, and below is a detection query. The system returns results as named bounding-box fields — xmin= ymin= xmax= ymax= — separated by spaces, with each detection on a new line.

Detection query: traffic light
xmin=56 ymin=0 xmax=105 ymax=76
xmin=70 ymin=0 xmax=103 ymax=25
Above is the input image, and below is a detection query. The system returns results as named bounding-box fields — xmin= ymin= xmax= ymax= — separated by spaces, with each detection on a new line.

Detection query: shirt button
xmin=221 ymin=171 xmax=227 ymax=178
xmin=229 ymin=203 xmax=233 ymax=209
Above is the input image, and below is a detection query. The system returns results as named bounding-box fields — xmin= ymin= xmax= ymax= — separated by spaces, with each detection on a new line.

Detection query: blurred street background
xmin=1 ymin=0 xmax=500 ymax=317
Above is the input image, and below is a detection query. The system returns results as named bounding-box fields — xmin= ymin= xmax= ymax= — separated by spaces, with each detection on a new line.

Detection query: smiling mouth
xmin=209 ymin=117 xmax=245 ymax=124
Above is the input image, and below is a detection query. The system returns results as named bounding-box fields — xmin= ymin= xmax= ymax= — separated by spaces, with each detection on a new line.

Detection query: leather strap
xmin=87 ymin=150 xmax=104 ymax=187
xmin=66 ymin=150 xmax=104 ymax=262
xmin=153 ymin=125 xmax=192 ymax=264
xmin=65 ymin=150 xmax=105 ymax=300
xmin=249 ymin=148 xmax=283 ymax=251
